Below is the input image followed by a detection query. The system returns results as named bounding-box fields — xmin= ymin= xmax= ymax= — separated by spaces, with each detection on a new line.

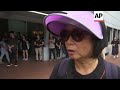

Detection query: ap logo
xmin=94 ymin=11 xmax=104 ymax=22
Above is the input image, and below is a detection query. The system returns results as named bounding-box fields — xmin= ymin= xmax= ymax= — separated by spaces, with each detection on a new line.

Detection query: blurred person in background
xmin=111 ymin=37 xmax=119 ymax=58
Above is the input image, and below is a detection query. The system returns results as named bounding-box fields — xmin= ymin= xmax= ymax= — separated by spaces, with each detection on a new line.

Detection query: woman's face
xmin=37 ymin=35 xmax=40 ymax=39
xmin=63 ymin=25 xmax=94 ymax=60
xmin=10 ymin=33 xmax=15 ymax=38
xmin=114 ymin=37 xmax=117 ymax=40
xmin=22 ymin=35 xmax=25 ymax=40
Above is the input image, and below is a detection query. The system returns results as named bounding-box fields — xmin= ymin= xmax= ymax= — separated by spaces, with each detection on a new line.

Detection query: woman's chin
xmin=69 ymin=55 xmax=82 ymax=60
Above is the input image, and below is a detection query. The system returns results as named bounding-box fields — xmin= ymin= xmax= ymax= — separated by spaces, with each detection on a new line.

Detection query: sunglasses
xmin=60 ymin=29 xmax=92 ymax=42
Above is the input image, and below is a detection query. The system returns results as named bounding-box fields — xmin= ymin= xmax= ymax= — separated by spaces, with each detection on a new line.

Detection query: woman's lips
xmin=67 ymin=49 xmax=75 ymax=55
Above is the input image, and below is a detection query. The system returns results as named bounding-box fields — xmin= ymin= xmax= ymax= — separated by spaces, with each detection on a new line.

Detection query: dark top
xmin=21 ymin=40 xmax=28 ymax=50
xmin=111 ymin=40 xmax=119 ymax=49
xmin=7 ymin=37 xmax=18 ymax=51
xmin=34 ymin=39 xmax=43 ymax=48
xmin=72 ymin=58 xmax=105 ymax=79
xmin=50 ymin=57 xmax=120 ymax=79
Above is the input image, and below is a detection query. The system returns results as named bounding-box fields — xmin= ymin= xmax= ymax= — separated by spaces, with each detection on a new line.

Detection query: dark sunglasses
xmin=60 ymin=29 xmax=92 ymax=42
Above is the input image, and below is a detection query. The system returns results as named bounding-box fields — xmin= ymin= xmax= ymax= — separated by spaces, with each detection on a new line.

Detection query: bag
xmin=26 ymin=41 xmax=30 ymax=50
xmin=58 ymin=58 xmax=118 ymax=79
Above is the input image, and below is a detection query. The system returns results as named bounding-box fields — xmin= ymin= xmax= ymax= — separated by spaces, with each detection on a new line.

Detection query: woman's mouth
xmin=67 ymin=49 xmax=75 ymax=55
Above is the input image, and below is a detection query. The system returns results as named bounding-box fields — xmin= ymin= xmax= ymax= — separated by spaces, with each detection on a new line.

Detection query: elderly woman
xmin=43 ymin=11 xmax=120 ymax=79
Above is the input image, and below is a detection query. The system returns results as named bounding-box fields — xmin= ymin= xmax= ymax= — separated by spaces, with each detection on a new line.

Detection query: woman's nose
xmin=66 ymin=36 xmax=74 ymax=45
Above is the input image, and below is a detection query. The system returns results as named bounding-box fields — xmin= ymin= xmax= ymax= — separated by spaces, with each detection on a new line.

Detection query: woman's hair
xmin=22 ymin=34 xmax=27 ymax=39
xmin=9 ymin=31 xmax=14 ymax=34
xmin=91 ymin=22 xmax=108 ymax=58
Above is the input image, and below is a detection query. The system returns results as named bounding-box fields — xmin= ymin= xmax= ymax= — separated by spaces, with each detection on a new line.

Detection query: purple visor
xmin=43 ymin=11 xmax=103 ymax=39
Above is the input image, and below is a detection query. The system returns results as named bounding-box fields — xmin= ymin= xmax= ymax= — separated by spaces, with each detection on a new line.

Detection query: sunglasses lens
xmin=72 ymin=30 xmax=85 ymax=42
xmin=60 ymin=30 xmax=70 ymax=41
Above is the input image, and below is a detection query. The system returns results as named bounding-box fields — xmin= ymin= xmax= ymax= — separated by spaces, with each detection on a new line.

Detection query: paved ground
xmin=105 ymin=54 xmax=120 ymax=67
xmin=0 ymin=53 xmax=119 ymax=79
xmin=0 ymin=59 xmax=58 ymax=79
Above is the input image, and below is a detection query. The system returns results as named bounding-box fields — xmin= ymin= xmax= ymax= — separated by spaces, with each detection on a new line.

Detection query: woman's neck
xmin=74 ymin=58 xmax=98 ymax=75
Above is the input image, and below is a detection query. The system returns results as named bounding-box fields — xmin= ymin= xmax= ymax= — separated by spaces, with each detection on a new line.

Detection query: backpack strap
xmin=104 ymin=60 xmax=118 ymax=79
xmin=58 ymin=58 xmax=71 ymax=78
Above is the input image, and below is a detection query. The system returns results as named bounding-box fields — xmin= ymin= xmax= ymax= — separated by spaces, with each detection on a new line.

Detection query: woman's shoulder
xmin=103 ymin=60 xmax=120 ymax=79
